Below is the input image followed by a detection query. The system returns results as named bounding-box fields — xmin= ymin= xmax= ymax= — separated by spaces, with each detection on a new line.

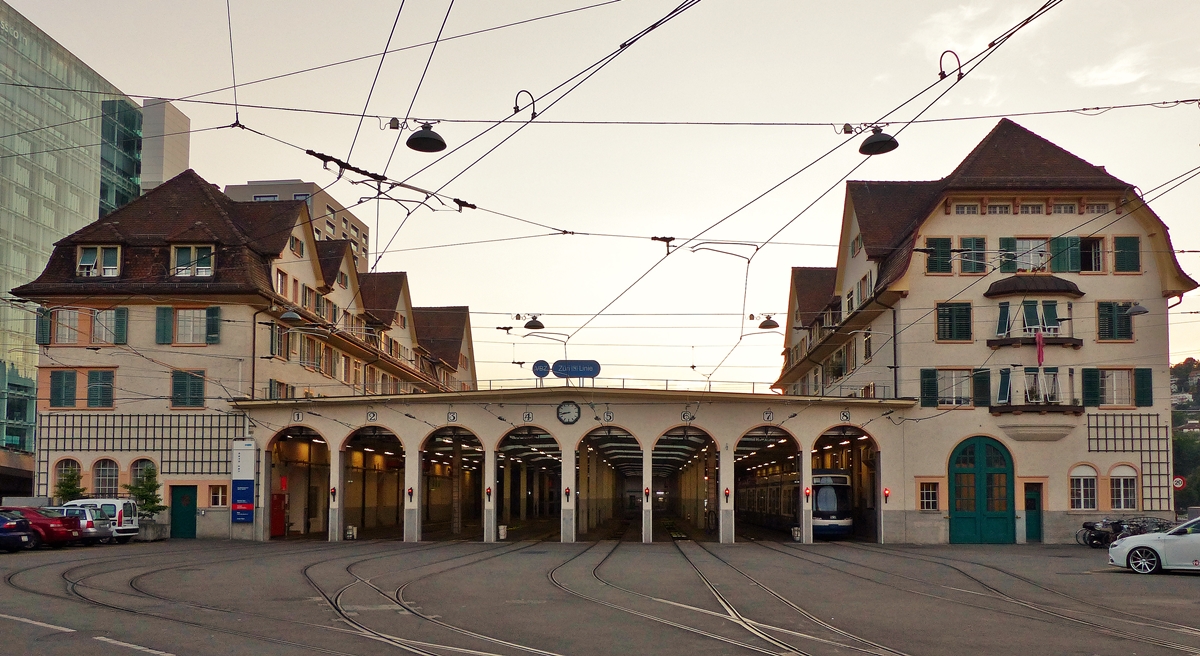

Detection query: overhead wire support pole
xmin=225 ymin=0 xmax=240 ymax=125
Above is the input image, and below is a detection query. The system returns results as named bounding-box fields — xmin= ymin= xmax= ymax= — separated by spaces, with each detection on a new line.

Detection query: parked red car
xmin=0 ymin=507 xmax=81 ymax=549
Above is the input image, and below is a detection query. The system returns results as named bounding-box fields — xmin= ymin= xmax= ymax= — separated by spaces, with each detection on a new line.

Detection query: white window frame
xmin=919 ymin=482 xmax=939 ymax=511
xmin=1085 ymin=203 xmax=1110 ymax=214
xmin=1111 ymin=476 xmax=1137 ymax=510
xmin=77 ymin=245 xmax=120 ymax=277
xmin=210 ymin=484 xmax=229 ymax=507
xmin=55 ymin=309 xmax=79 ymax=344
xmin=173 ymin=245 xmax=214 ymax=277
xmin=92 ymin=309 xmax=116 ymax=344
xmin=1013 ymin=238 xmax=1050 ymax=272
xmin=986 ymin=204 xmax=1011 ymax=215
xmin=1019 ymin=203 xmax=1043 ymax=215
xmin=175 ymin=309 xmax=207 ymax=344
xmin=954 ymin=203 xmax=979 ymax=215
xmin=253 ymin=194 xmax=279 ymax=201
xmin=1052 ymin=203 xmax=1077 ymax=214
xmin=1070 ymin=473 xmax=1097 ymax=510
xmin=937 ymin=369 xmax=972 ymax=407
xmin=1099 ymin=369 xmax=1133 ymax=406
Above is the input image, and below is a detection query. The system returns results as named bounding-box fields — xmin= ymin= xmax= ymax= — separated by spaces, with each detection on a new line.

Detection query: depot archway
xmin=734 ymin=426 xmax=801 ymax=540
xmin=342 ymin=427 xmax=404 ymax=540
xmin=495 ymin=426 xmax=561 ymax=541
xmin=267 ymin=426 xmax=329 ymax=539
xmin=811 ymin=426 xmax=879 ymax=541
xmin=653 ymin=426 xmax=718 ymax=541
xmin=420 ymin=427 xmax=483 ymax=540
xmin=577 ymin=426 xmax=640 ymax=540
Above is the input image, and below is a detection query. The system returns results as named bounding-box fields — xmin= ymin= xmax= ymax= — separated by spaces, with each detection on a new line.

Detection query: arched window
xmin=130 ymin=459 xmax=156 ymax=483
xmin=1110 ymin=464 xmax=1138 ymax=510
xmin=54 ymin=459 xmax=81 ymax=485
xmin=93 ymin=459 xmax=119 ymax=497
xmin=1069 ymin=464 xmax=1097 ymax=510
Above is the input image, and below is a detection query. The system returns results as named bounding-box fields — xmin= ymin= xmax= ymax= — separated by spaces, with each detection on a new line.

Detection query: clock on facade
xmin=556 ymin=401 xmax=581 ymax=425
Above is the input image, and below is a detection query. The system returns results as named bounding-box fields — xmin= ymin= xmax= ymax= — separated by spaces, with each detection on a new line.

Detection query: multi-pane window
xmin=54 ymin=459 xmax=80 ymax=486
xmin=276 ymin=270 xmax=288 ymax=295
xmin=210 ymin=485 xmax=228 ymax=506
xmin=171 ymin=370 xmax=206 ymax=408
xmin=919 ymin=483 xmax=939 ymax=511
xmin=1019 ymin=203 xmax=1043 ymax=214
xmin=289 ymin=235 xmax=305 ymax=257
xmin=1085 ymin=203 xmax=1110 ymax=214
xmin=960 ymin=237 xmax=987 ymax=273
xmin=77 ymin=246 xmax=120 ymax=277
xmin=54 ymin=309 xmax=78 ymax=344
xmin=1052 ymin=203 xmax=1076 ymax=214
xmin=337 ymin=271 xmax=349 ymax=287
xmin=1113 ymin=236 xmax=1140 ymax=273
xmin=253 ymin=194 xmax=279 ymax=201
xmin=49 ymin=370 xmax=77 ymax=407
xmin=925 ymin=237 xmax=952 ymax=273
xmin=954 ymin=203 xmax=979 ymax=215
xmin=1080 ymin=237 xmax=1104 ymax=272
xmin=93 ymin=459 xmax=119 ymax=497
xmin=173 ymin=246 xmax=214 ymax=277
xmin=86 ymin=370 xmax=114 ymax=408
xmin=862 ymin=331 xmax=872 ymax=361
xmin=1001 ymin=238 xmax=1050 ymax=272
xmin=1099 ymin=369 xmax=1132 ymax=406
xmin=1022 ymin=367 xmax=1059 ymax=403
xmin=92 ymin=309 xmax=116 ymax=344
xmin=1097 ymin=302 xmax=1133 ymax=341
xmin=1111 ymin=476 xmax=1137 ymax=510
xmin=1070 ymin=466 xmax=1098 ymax=509
xmin=131 ymin=459 xmax=155 ymax=483
xmin=986 ymin=204 xmax=1010 ymax=215
xmin=175 ymin=309 xmax=208 ymax=344
xmin=1016 ymin=300 xmax=1059 ymax=335
xmin=936 ymin=302 xmax=972 ymax=341
xmin=850 ymin=234 xmax=863 ymax=256
xmin=937 ymin=370 xmax=972 ymax=406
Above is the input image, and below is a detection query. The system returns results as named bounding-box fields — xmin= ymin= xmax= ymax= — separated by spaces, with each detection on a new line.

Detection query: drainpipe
xmin=250 ymin=307 xmax=266 ymax=400
xmin=891 ymin=307 xmax=900 ymax=399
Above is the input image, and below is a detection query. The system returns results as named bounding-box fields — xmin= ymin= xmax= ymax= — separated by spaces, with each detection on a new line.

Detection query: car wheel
xmin=25 ymin=533 xmax=42 ymax=550
xmin=1128 ymin=546 xmax=1162 ymax=575
xmin=115 ymin=536 xmax=131 ymax=544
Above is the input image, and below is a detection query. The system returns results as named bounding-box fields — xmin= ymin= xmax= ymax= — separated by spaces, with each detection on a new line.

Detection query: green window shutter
xmin=937 ymin=303 xmax=971 ymax=340
xmin=999 ymin=237 xmax=1017 ymax=273
xmin=1067 ymin=236 xmax=1082 ymax=272
xmin=269 ymin=325 xmax=278 ymax=356
xmin=1022 ymin=300 xmax=1039 ymax=333
xmin=1114 ymin=236 xmax=1141 ymax=272
xmin=960 ymin=237 xmax=986 ymax=273
xmin=87 ymin=370 xmax=113 ymax=408
xmin=112 ymin=308 xmax=128 ymax=344
xmin=1049 ymin=237 xmax=1068 ymax=272
xmin=36 ymin=307 xmax=52 ymax=345
xmin=972 ymin=369 xmax=991 ymax=407
xmin=996 ymin=302 xmax=1010 ymax=337
xmin=267 ymin=379 xmax=278 ymax=400
xmin=1116 ymin=303 xmax=1132 ymax=340
xmin=920 ymin=369 xmax=938 ymax=407
xmin=954 ymin=304 xmax=972 ymax=340
xmin=189 ymin=370 xmax=205 ymax=406
xmin=926 ymin=238 xmax=952 ymax=274
xmin=997 ymin=368 xmax=1011 ymax=404
xmin=1082 ymin=368 xmax=1100 ymax=407
xmin=50 ymin=370 xmax=77 ymax=407
xmin=1134 ymin=368 xmax=1153 ymax=407
xmin=1097 ymin=302 xmax=1114 ymax=340
xmin=1042 ymin=301 xmax=1058 ymax=331
xmin=155 ymin=307 xmax=173 ymax=344
xmin=171 ymin=370 xmax=188 ymax=406
xmin=205 ymin=306 xmax=221 ymax=344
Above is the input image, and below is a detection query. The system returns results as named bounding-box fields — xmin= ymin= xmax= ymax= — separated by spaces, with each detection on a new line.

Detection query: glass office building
xmin=0 ymin=1 xmax=141 ymax=450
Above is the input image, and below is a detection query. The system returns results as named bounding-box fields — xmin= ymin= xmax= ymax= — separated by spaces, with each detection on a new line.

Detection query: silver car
xmin=45 ymin=506 xmax=114 ymax=545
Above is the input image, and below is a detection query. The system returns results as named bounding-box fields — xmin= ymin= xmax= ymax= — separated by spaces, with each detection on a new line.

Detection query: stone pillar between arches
xmin=404 ymin=449 xmax=421 ymax=542
xmin=560 ymin=446 xmax=576 ymax=542
xmin=718 ymin=440 xmax=734 ymax=544
xmin=483 ymin=447 xmax=496 ymax=543
xmin=328 ymin=447 xmax=343 ymax=542
xmin=642 ymin=446 xmax=653 ymax=543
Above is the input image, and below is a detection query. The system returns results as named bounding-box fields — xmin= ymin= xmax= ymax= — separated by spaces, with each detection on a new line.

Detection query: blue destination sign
xmin=552 ymin=360 xmax=601 ymax=378
xmin=231 ymin=480 xmax=255 ymax=523
xmin=532 ymin=360 xmax=550 ymax=378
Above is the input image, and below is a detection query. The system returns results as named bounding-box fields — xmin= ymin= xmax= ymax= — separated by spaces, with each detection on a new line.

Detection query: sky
xmin=12 ymin=0 xmax=1200 ymax=390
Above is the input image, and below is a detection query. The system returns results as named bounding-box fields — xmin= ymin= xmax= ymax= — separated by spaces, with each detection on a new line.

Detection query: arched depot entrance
xmin=811 ymin=426 xmax=879 ymax=541
xmin=654 ymin=426 xmax=718 ymax=541
xmin=269 ymin=427 xmax=330 ymax=539
xmin=421 ymin=428 xmax=484 ymax=540
xmin=734 ymin=426 xmax=801 ymax=540
xmin=949 ymin=436 xmax=1015 ymax=544
xmin=496 ymin=427 xmax=562 ymax=541
xmin=578 ymin=427 xmax=641 ymax=540
xmin=343 ymin=427 xmax=404 ymax=540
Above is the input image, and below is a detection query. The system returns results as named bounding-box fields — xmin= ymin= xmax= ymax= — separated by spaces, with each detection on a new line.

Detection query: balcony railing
xmin=472 ymin=377 xmax=784 ymax=394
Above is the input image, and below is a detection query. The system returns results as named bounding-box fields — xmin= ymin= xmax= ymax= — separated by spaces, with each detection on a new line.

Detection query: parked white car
xmin=63 ymin=498 xmax=138 ymax=543
xmin=1109 ymin=517 xmax=1200 ymax=574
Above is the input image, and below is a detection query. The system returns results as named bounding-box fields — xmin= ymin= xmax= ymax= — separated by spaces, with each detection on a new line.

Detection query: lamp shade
xmin=758 ymin=317 xmax=779 ymax=330
xmin=859 ymin=128 xmax=898 ymax=156
xmin=1125 ymin=302 xmax=1150 ymax=316
xmin=406 ymin=123 xmax=447 ymax=153
xmin=524 ymin=317 xmax=545 ymax=330
xmin=280 ymin=310 xmax=303 ymax=323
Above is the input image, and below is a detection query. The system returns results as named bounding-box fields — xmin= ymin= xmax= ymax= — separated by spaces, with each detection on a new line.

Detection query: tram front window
xmin=815 ymin=486 xmax=851 ymax=514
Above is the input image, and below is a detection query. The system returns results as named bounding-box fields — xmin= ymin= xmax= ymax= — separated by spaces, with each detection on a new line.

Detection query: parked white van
xmin=64 ymin=498 xmax=138 ymax=543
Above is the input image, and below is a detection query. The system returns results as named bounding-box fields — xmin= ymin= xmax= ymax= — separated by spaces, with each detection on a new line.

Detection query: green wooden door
xmin=171 ymin=485 xmax=197 ymax=539
xmin=1024 ymin=483 xmax=1043 ymax=543
xmin=949 ymin=437 xmax=1015 ymax=544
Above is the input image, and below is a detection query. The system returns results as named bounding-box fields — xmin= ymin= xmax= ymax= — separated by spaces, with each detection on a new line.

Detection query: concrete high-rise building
xmin=0 ymin=1 xmax=188 ymax=473
xmin=140 ymin=98 xmax=190 ymax=192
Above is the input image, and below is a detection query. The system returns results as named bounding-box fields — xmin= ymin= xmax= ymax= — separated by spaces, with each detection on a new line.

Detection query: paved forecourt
xmin=2 ymin=537 xmax=1198 ymax=656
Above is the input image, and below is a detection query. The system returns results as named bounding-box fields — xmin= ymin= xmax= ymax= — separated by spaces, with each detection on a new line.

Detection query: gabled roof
xmin=847 ymin=180 xmax=946 ymax=259
xmin=413 ymin=306 xmax=469 ymax=368
xmin=358 ymin=272 xmax=407 ymax=326
xmin=790 ymin=267 xmax=838 ymax=326
xmin=315 ymin=240 xmax=351 ymax=289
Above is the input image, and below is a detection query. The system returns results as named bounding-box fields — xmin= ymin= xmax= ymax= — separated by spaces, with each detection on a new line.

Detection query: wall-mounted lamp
xmin=724 ymin=488 xmax=731 ymax=503
xmin=883 ymin=488 xmax=891 ymax=504
xmin=486 ymin=487 xmax=492 ymax=502
xmin=644 ymin=487 xmax=651 ymax=502
xmin=329 ymin=487 xmax=337 ymax=502
xmin=804 ymin=486 xmax=811 ymax=502
xmin=407 ymin=487 xmax=414 ymax=502
xmin=564 ymin=487 xmax=572 ymax=501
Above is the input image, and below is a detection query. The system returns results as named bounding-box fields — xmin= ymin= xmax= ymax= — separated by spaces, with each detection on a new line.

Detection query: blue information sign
xmin=552 ymin=359 xmax=602 ymax=378
xmin=532 ymin=360 xmax=550 ymax=378
xmin=231 ymin=480 xmax=254 ymax=523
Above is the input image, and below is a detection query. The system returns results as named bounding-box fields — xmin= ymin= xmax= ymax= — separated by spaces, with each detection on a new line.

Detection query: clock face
xmin=557 ymin=401 xmax=581 ymax=425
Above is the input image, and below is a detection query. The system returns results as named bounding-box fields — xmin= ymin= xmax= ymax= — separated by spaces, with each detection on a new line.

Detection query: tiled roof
xmin=13 ymin=169 xmax=306 ymax=299
xmin=413 ymin=306 xmax=469 ymax=369
xmin=358 ymin=272 xmax=407 ymax=326
xmin=790 ymin=267 xmax=838 ymax=325
xmin=315 ymin=240 xmax=351 ymax=290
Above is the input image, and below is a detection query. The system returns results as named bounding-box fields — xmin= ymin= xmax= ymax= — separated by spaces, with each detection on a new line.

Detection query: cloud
xmin=1070 ymin=49 xmax=1150 ymax=86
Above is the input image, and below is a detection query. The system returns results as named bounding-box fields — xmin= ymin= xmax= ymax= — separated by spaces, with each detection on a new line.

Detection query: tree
xmin=1174 ymin=431 xmax=1200 ymax=511
xmin=122 ymin=463 xmax=167 ymax=519
xmin=54 ymin=467 xmax=87 ymax=503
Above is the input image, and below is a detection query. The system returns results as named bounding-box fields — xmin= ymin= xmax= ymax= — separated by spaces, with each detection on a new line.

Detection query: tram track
xmin=838 ymin=543 xmax=1200 ymax=653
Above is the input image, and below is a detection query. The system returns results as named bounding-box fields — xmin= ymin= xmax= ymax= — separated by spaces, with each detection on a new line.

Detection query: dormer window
xmin=337 ymin=271 xmax=349 ymax=288
xmin=174 ymin=245 xmax=214 ymax=277
xmin=78 ymin=246 xmax=120 ymax=277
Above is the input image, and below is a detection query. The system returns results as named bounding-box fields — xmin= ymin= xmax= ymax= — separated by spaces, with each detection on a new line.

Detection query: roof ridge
xmin=192 ymin=174 xmax=251 ymax=247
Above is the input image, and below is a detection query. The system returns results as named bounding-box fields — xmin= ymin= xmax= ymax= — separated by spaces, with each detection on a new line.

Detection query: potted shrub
xmin=124 ymin=464 xmax=168 ymax=541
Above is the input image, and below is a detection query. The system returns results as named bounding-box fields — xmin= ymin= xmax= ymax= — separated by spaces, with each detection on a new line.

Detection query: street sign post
xmin=1174 ymin=476 xmax=1187 ymax=491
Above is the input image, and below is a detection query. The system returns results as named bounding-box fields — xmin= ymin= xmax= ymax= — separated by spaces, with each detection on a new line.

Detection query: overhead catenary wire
xmin=346 ymin=0 xmax=409 ymax=161
xmin=382 ymin=0 xmax=456 ymax=175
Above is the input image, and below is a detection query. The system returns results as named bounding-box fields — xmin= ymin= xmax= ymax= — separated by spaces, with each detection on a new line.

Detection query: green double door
xmin=949 ymin=437 xmax=1015 ymax=544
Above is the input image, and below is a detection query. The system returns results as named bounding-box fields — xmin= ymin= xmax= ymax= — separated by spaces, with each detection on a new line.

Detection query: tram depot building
xmin=13 ymin=119 xmax=1195 ymax=545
